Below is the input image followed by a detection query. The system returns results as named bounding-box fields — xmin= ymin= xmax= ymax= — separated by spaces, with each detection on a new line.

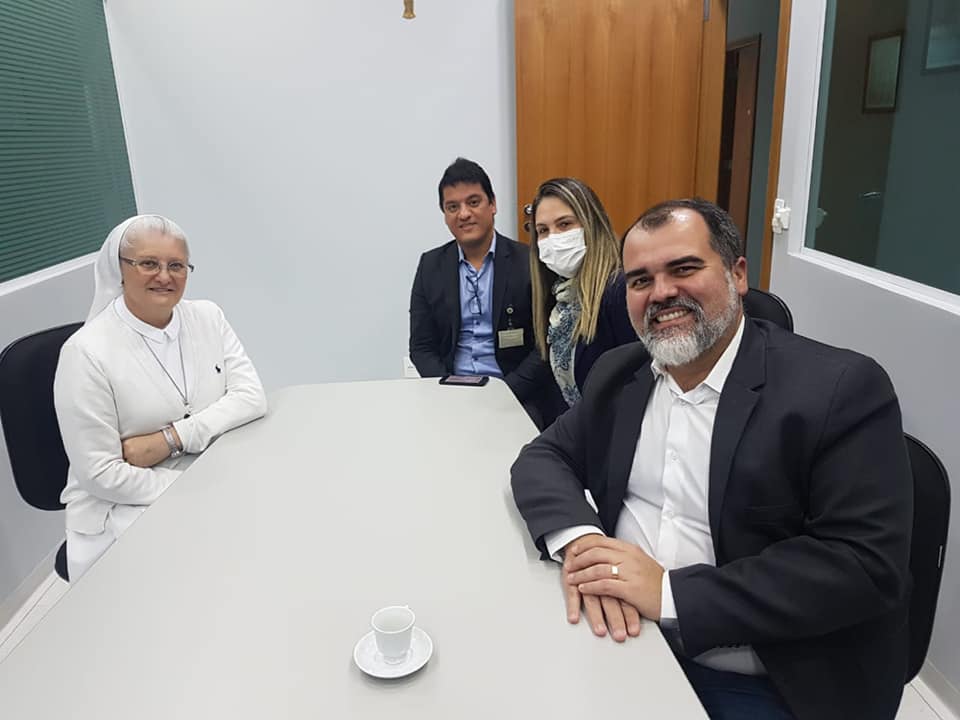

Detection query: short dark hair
xmin=628 ymin=198 xmax=743 ymax=269
xmin=438 ymin=157 xmax=495 ymax=209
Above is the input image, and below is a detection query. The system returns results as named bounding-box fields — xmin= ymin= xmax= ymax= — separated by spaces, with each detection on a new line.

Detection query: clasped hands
xmin=562 ymin=534 xmax=665 ymax=642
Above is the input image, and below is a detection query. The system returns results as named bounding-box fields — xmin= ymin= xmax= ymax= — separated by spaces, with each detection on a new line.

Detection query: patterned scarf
xmin=547 ymin=278 xmax=583 ymax=407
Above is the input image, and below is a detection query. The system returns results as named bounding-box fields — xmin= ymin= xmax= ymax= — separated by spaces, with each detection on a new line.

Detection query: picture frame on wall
xmin=923 ymin=0 xmax=960 ymax=72
xmin=862 ymin=31 xmax=903 ymax=113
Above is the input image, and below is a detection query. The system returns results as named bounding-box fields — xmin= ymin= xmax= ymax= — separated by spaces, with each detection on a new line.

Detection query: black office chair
xmin=743 ymin=287 xmax=794 ymax=332
xmin=0 ymin=322 xmax=83 ymax=582
xmin=904 ymin=433 xmax=950 ymax=683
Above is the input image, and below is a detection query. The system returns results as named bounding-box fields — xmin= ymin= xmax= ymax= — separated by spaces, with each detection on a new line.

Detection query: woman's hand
xmin=121 ymin=428 xmax=178 ymax=468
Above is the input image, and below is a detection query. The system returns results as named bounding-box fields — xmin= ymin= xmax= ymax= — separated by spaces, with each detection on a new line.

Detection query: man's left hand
xmin=565 ymin=535 xmax=665 ymax=622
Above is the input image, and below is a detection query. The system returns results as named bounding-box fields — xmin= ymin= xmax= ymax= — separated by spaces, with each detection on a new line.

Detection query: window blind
xmin=0 ymin=0 xmax=136 ymax=283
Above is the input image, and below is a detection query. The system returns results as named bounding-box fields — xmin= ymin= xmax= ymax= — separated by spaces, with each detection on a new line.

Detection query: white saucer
xmin=353 ymin=626 xmax=433 ymax=679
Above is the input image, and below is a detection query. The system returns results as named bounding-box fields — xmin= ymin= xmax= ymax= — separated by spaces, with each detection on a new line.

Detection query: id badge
xmin=498 ymin=328 xmax=524 ymax=349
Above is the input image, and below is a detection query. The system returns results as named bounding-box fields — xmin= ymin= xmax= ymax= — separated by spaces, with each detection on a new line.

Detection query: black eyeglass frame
xmin=464 ymin=272 xmax=483 ymax=315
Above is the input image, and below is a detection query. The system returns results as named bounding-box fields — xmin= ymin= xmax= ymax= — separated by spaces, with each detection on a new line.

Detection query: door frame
xmin=757 ymin=0 xmax=792 ymax=290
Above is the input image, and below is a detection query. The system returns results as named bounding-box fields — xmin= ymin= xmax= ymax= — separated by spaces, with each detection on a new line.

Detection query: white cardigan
xmin=54 ymin=299 xmax=268 ymax=535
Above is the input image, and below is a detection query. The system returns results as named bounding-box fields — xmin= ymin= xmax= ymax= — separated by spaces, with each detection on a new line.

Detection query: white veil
xmin=86 ymin=214 xmax=171 ymax=322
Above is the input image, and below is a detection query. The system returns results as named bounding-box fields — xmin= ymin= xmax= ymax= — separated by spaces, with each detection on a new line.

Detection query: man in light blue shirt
xmin=453 ymin=233 xmax=500 ymax=376
xmin=409 ymin=158 xmax=560 ymax=427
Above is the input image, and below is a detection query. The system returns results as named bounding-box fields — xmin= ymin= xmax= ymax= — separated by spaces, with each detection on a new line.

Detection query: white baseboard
xmin=917 ymin=660 xmax=960 ymax=720
xmin=0 ymin=545 xmax=59 ymax=634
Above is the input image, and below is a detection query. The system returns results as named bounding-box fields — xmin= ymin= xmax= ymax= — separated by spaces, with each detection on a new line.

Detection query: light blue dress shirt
xmin=453 ymin=234 xmax=502 ymax=377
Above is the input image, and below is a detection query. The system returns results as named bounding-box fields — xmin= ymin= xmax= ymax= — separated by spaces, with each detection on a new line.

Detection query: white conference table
xmin=0 ymin=379 xmax=706 ymax=718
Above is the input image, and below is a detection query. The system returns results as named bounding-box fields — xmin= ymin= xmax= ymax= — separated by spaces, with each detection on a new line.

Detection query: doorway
xmin=718 ymin=37 xmax=761 ymax=244
xmin=722 ymin=0 xmax=783 ymax=289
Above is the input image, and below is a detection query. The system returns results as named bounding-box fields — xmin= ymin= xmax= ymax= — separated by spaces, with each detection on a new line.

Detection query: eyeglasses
xmin=465 ymin=273 xmax=482 ymax=315
xmin=120 ymin=257 xmax=195 ymax=276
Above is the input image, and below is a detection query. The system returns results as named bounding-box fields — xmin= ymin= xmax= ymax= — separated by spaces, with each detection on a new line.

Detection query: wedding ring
xmin=611 ymin=564 xmax=620 ymax=578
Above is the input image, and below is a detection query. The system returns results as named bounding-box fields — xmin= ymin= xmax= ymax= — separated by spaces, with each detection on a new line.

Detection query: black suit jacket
xmin=409 ymin=233 xmax=549 ymax=403
xmin=511 ymin=318 xmax=912 ymax=720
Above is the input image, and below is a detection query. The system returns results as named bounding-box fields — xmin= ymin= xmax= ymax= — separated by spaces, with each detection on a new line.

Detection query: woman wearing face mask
xmin=54 ymin=214 xmax=267 ymax=579
xmin=530 ymin=178 xmax=637 ymax=408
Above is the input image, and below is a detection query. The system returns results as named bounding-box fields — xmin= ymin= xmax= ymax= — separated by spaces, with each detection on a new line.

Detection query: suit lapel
xmin=708 ymin=320 xmax=766 ymax=548
xmin=491 ymin=233 xmax=509 ymax=328
xmin=444 ymin=242 xmax=461 ymax=339
xmin=604 ymin=361 xmax=655 ymax=531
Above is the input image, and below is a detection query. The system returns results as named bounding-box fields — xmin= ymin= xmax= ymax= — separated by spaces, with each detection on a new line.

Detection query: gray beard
xmin=638 ymin=275 xmax=740 ymax=369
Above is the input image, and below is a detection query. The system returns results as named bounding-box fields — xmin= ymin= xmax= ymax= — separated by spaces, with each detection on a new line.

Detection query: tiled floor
xmin=0 ymin=572 xmax=68 ymax=665
xmin=901 ymin=683 xmax=951 ymax=720
xmin=0 ymin=574 xmax=955 ymax=720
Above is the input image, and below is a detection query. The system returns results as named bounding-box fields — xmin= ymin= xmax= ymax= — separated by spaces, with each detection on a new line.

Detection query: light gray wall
xmin=727 ymin=0 xmax=779 ymax=289
xmin=773 ymin=0 xmax=960 ymax=695
xmin=876 ymin=0 xmax=960 ymax=294
xmin=103 ymin=0 xmax=519 ymax=392
xmin=771 ymin=263 xmax=960 ymax=692
xmin=0 ymin=266 xmax=93 ymax=600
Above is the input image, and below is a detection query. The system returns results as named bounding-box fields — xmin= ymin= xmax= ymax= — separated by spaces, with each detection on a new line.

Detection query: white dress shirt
xmin=546 ymin=317 xmax=766 ymax=675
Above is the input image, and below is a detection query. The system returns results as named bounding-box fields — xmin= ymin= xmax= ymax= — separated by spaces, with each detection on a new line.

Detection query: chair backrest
xmin=0 ymin=322 xmax=82 ymax=510
xmin=743 ymin=288 xmax=794 ymax=332
xmin=905 ymin=433 xmax=951 ymax=683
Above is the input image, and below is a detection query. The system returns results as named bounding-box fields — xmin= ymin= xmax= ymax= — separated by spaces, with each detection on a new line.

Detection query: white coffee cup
xmin=371 ymin=606 xmax=415 ymax=664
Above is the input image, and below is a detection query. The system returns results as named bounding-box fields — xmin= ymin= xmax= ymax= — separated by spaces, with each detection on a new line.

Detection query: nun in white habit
xmin=54 ymin=215 xmax=267 ymax=580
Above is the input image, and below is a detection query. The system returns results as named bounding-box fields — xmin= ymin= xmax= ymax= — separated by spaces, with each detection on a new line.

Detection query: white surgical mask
xmin=538 ymin=227 xmax=586 ymax=278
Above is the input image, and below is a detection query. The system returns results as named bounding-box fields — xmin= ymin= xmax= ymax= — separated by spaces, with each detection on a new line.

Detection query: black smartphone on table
xmin=439 ymin=375 xmax=489 ymax=387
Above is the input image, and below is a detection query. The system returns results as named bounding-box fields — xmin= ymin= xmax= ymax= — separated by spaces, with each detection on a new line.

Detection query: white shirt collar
xmin=651 ymin=315 xmax=746 ymax=396
xmin=113 ymin=295 xmax=181 ymax=344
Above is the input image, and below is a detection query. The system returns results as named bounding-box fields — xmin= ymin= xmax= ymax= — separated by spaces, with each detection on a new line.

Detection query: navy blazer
xmin=512 ymin=318 xmax=912 ymax=720
xmin=571 ymin=274 xmax=640 ymax=391
xmin=408 ymin=233 xmax=549 ymax=403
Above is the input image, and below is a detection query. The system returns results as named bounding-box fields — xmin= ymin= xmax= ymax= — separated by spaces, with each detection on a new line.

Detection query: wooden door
xmin=515 ymin=0 xmax=727 ymax=240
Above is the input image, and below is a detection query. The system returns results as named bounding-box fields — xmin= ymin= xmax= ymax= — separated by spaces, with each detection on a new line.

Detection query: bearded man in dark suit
xmin=511 ymin=198 xmax=912 ymax=720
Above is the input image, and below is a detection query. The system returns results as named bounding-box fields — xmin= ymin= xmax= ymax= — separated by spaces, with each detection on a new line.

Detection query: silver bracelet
xmin=161 ymin=424 xmax=184 ymax=458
